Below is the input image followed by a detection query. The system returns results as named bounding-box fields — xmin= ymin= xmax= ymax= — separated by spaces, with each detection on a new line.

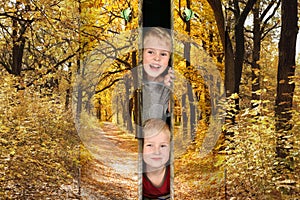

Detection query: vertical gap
xmin=141 ymin=0 xmax=172 ymax=199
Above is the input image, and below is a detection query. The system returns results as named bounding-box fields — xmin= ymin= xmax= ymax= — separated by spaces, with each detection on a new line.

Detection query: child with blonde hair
xmin=143 ymin=27 xmax=173 ymax=86
xmin=142 ymin=27 xmax=174 ymax=123
xmin=142 ymin=118 xmax=171 ymax=199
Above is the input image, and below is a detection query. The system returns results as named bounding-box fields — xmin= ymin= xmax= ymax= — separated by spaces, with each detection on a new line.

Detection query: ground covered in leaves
xmin=79 ymin=122 xmax=138 ymax=199
xmin=79 ymin=122 xmax=225 ymax=199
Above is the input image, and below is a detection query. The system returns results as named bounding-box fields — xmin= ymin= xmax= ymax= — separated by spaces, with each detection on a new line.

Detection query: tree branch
xmin=95 ymin=78 xmax=123 ymax=94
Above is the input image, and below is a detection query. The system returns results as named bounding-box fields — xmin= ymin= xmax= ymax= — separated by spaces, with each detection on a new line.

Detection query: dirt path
xmin=79 ymin=122 xmax=139 ymax=199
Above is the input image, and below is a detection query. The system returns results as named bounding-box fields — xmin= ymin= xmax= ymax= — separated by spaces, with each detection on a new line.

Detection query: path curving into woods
xmin=79 ymin=122 xmax=139 ymax=199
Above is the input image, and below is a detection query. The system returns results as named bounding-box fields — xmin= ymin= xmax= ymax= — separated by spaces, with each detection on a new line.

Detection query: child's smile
xmin=143 ymin=130 xmax=170 ymax=171
xmin=143 ymin=32 xmax=171 ymax=81
xmin=143 ymin=48 xmax=170 ymax=81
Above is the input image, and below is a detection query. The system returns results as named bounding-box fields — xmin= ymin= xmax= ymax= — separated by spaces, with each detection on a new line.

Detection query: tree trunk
xmin=207 ymin=0 xmax=257 ymax=150
xmin=122 ymin=95 xmax=127 ymax=128
xmin=206 ymin=0 xmax=235 ymax=97
xmin=96 ymin=99 xmax=102 ymax=120
xmin=275 ymin=0 xmax=297 ymax=162
xmin=65 ymin=88 xmax=71 ymax=110
xmin=11 ymin=17 xmax=26 ymax=76
xmin=233 ymin=23 xmax=245 ymax=111
xmin=182 ymin=93 xmax=188 ymax=139
xmin=183 ymin=0 xmax=196 ymax=140
xmin=76 ymin=85 xmax=83 ymax=121
xmin=273 ymin=1 xmax=298 ymax=195
xmin=187 ymin=83 xmax=196 ymax=140
xmin=228 ymin=0 xmax=257 ymax=122
xmin=76 ymin=57 xmax=83 ymax=121
xmin=251 ymin=1 xmax=261 ymax=109
xmin=224 ymin=31 xmax=236 ymax=98
xmin=125 ymin=77 xmax=133 ymax=132
xmin=116 ymin=95 xmax=120 ymax=124
xmin=65 ymin=63 xmax=72 ymax=110
xmin=76 ymin=1 xmax=83 ymax=122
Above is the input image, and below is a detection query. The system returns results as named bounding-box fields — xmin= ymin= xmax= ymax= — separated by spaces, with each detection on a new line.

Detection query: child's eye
xmin=161 ymin=53 xmax=168 ymax=56
xmin=146 ymin=144 xmax=152 ymax=147
xmin=146 ymin=50 xmax=154 ymax=54
xmin=161 ymin=144 xmax=168 ymax=148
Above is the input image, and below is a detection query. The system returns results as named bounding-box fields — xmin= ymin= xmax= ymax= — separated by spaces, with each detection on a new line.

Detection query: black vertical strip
xmin=142 ymin=0 xmax=171 ymax=28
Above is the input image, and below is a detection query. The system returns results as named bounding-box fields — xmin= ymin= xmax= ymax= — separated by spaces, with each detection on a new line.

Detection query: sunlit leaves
xmin=0 ymin=0 xmax=79 ymax=98
xmin=80 ymin=0 xmax=138 ymax=56
xmin=0 ymin=70 xmax=82 ymax=198
xmin=174 ymin=0 xmax=223 ymax=63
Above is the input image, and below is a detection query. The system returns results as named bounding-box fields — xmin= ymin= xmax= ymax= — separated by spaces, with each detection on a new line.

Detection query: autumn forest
xmin=0 ymin=0 xmax=299 ymax=199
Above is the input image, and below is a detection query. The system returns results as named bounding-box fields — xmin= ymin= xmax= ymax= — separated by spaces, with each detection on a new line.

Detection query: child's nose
xmin=153 ymin=146 xmax=160 ymax=154
xmin=153 ymin=53 xmax=160 ymax=61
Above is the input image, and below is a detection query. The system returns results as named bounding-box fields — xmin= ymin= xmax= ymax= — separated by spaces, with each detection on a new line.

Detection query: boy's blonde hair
xmin=143 ymin=27 xmax=172 ymax=51
xmin=143 ymin=118 xmax=171 ymax=140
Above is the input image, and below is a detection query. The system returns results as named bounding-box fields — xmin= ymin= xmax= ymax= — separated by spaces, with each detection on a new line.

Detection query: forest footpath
xmin=77 ymin=121 xmax=225 ymax=199
xmin=79 ymin=122 xmax=138 ymax=199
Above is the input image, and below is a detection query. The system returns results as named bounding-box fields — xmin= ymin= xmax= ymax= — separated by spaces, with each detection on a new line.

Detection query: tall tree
xmin=0 ymin=0 xmax=80 ymax=110
xmin=207 ymin=0 xmax=234 ymax=99
xmin=230 ymin=0 xmax=257 ymax=107
xmin=177 ymin=0 xmax=197 ymax=139
xmin=249 ymin=0 xmax=280 ymax=109
xmin=207 ymin=0 xmax=257 ymax=115
xmin=250 ymin=1 xmax=261 ymax=108
xmin=274 ymin=0 xmax=298 ymax=176
xmin=10 ymin=2 xmax=31 ymax=76
xmin=75 ymin=0 xmax=139 ymax=119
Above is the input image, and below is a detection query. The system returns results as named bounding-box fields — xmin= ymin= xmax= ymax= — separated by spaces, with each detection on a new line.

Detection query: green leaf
xmin=184 ymin=8 xmax=194 ymax=21
xmin=121 ymin=7 xmax=132 ymax=22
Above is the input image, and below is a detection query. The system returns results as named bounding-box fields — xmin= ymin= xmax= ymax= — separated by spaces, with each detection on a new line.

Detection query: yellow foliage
xmin=0 ymin=71 xmax=84 ymax=198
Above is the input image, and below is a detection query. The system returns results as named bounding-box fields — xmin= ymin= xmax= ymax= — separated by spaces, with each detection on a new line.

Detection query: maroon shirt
xmin=143 ymin=166 xmax=170 ymax=198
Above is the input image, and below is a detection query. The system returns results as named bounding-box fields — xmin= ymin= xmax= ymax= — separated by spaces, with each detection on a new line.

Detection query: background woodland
xmin=0 ymin=0 xmax=299 ymax=199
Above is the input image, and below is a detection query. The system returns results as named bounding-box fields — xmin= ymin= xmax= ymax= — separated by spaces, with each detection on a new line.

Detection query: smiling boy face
xmin=143 ymin=35 xmax=171 ymax=81
xmin=143 ymin=129 xmax=170 ymax=171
